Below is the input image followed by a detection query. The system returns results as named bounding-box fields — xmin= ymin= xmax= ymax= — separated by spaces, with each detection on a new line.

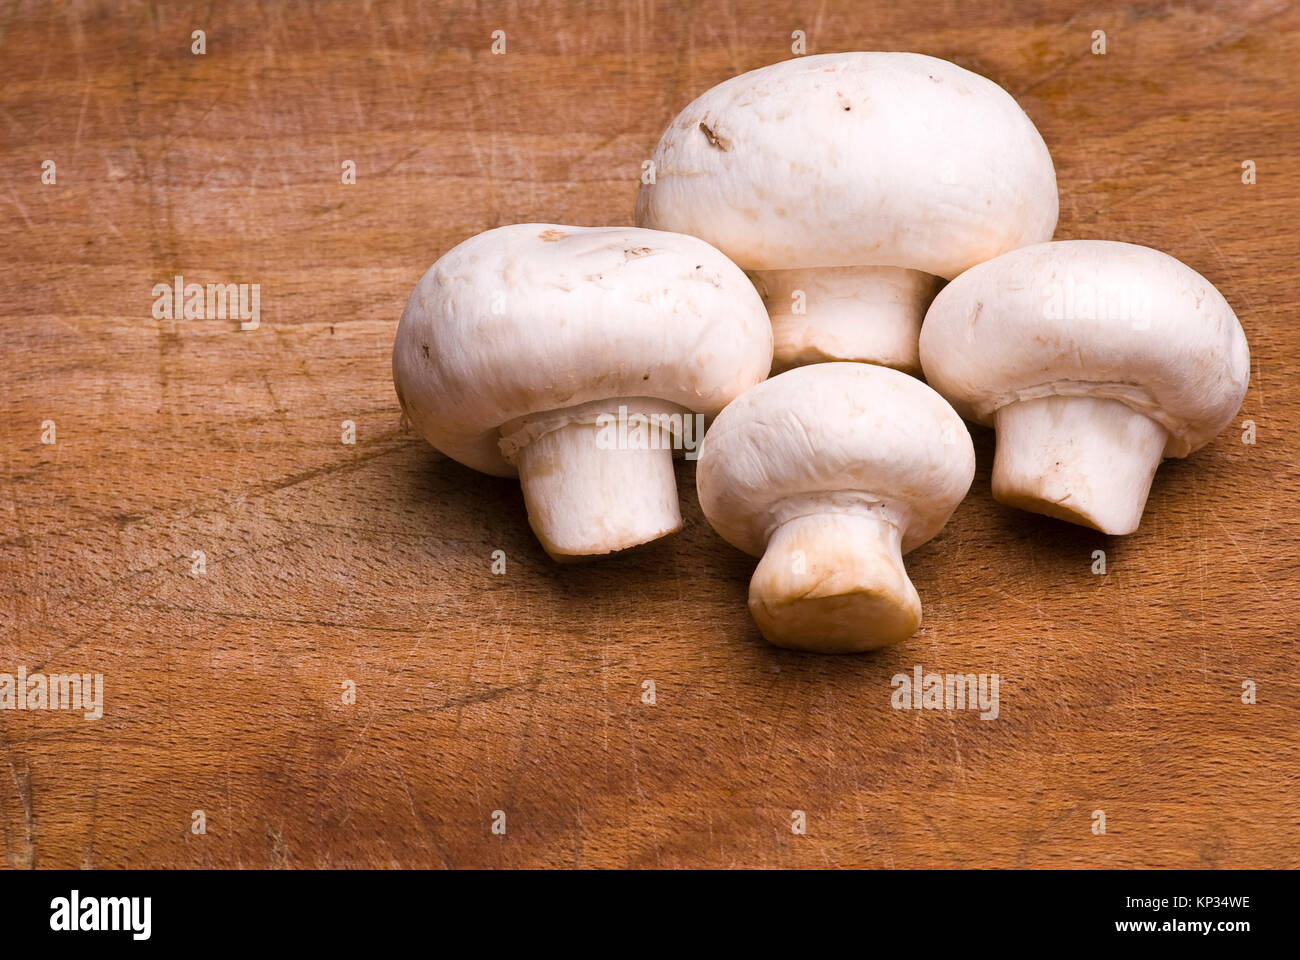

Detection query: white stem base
xmin=751 ymin=266 xmax=942 ymax=374
xmin=748 ymin=511 xmax=921 ymax=653
xmin=992 ymin=396 xmax=1168 ymax=536
xmin=515 ymin=419 xmax=682 ymax=561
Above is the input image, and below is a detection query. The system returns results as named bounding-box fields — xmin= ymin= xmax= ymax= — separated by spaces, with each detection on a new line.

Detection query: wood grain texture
xmin=1 ymin=0 xmax=1297 ymax=869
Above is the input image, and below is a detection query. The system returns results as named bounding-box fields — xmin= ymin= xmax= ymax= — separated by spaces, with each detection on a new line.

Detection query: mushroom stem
xmin=752 ymin=266 xmax=942 ymax=374
xmin=514 ymin=418 xmax=682 ymax=561
xmin=747 ymin=510 xmax=921 ymax=653
xmin=992 ymin=395 xmax=1168 ymax=536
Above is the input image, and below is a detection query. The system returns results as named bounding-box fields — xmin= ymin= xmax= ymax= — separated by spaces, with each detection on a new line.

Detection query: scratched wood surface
xmin=1 ymin=0 xmax=1298 ymax=869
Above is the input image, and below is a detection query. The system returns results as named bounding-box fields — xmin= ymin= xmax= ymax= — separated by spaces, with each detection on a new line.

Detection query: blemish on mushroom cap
xmin=698 ymin=121 xmax=732 ymax=151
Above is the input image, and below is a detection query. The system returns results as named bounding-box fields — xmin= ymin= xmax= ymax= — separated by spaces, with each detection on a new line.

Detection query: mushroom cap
xmin=393 ymin=223 xmax=773 ymax=476
xmin=918 ymin=240 xmax=1251 ymax=458
xmin=635 ymin=52 xmax=1058 ymax=278
xmin=696 ymin=362 xmax=975 ymax=557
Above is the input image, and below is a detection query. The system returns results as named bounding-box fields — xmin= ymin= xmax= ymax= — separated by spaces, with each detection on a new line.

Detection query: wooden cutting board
xmin=2 ymin=0 xmax=1297 ymax=869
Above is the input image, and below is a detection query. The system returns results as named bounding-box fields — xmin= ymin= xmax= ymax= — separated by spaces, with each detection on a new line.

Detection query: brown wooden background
xmin=1 ymin=0 xmax=1297 ymax=869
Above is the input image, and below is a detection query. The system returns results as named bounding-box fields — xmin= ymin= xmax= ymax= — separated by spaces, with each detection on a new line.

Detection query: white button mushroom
xmin=696 ymin=363 xmax=975 ymax=652
xmin=919 ymin=239 xmax=1251 ymax=535
xmin=635 ymin=52 xmax=1058 ymax=374
xmin=393 ymin=223 xmax=773 ymax=560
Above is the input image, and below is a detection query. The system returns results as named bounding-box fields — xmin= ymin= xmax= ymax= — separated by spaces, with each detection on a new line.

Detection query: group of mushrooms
xmin=393 ymin=52 xmax=1250 ymax=654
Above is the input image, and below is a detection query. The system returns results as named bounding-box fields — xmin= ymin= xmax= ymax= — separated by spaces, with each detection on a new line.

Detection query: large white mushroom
xmin=696 ymin=363 xmax=974 ymax=653
xmin=393 ymin=223 xmax=773 ymax=560
xmin=920 ymin=239 xmax=1250 ymax=535
xmin=636 ymin=52 xmax=1058 ymax=374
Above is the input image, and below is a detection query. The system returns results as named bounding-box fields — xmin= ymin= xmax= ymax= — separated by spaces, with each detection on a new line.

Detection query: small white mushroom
xmin=636 ymin=52 xmax=1058 ymax=374
xmin=919 ymin=239 xmax=1250 ymax=535
xmin=393 ymin=223 xmax=772 ymax=560
xmin=696 ymin=363 xmax=974 ymax=652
